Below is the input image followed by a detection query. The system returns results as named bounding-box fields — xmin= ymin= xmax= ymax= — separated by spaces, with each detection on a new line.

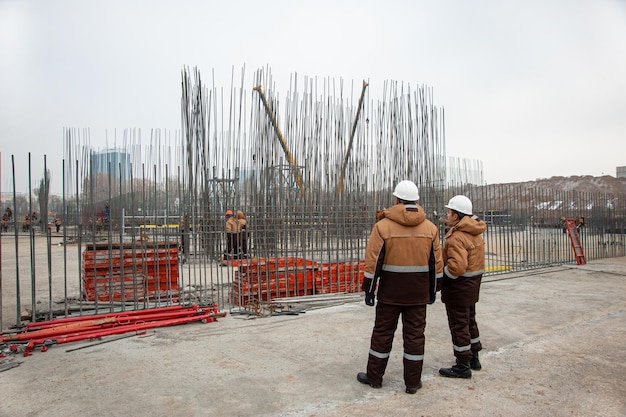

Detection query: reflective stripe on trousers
xmin=445 ymin=303 xmax=482 ymax=362
xmin=366 ymin=302 xmax=426 ymax=387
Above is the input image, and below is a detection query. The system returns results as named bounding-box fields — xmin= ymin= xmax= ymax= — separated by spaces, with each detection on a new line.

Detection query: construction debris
xmin=0 ymin=357 xmax=23 ymax=372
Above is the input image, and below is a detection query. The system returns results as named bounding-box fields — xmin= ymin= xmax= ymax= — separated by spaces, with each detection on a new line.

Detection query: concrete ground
xmin=1 ymin=252 xmax=626 ymax=416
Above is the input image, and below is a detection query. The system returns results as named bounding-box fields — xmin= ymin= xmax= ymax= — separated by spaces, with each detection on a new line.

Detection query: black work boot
xmin=439 ymin=360 xmax=472 ymax=379
xmin=357 ymin=372 xmax=382 ymax=388
xmin=470 ymin=351 xmax=482 ymax=371
xmin=405 ymin=382 xmax=422 ymax=394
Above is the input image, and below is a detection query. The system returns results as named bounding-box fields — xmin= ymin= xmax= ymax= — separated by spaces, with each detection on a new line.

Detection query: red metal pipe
xmin=24 ymin=311 xmax=226 ymax=356
xmin=10 ymin=307 xmax=207 ymax=343
xmin=1 ymin=317 xmax=117 ymax=342
xmin=113 ymin=308 xmax=206 ymax=325
xmin=23 ymin=304 xmax=199 ymax=330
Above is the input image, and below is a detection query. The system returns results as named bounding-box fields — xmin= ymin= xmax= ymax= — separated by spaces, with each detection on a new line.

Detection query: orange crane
xmin=253 ymin=85 xmax=305 ymax=197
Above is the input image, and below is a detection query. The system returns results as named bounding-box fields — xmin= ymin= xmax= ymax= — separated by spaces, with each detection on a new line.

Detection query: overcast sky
xmin=1 ymin=0 xmax=625 ymax=194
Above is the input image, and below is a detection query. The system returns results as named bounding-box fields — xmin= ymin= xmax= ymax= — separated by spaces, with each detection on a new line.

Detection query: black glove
xmin=365 ymin=293 xmax=375 ymax=306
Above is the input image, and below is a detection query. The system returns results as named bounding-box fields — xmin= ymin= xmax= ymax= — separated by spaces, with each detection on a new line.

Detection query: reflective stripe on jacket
xmin=362 ymin=203 xmax=443 ymax=306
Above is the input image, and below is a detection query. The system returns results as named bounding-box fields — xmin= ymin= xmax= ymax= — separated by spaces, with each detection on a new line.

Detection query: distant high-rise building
xmin=617 ymin=166 xmax=626 ymax=179
xmin=90 ymin=149 xmax=131 ymax=182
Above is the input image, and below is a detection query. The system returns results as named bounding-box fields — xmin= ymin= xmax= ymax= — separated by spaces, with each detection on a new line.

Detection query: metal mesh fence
xmin=2 ymin=171 xmax=624 ymax=329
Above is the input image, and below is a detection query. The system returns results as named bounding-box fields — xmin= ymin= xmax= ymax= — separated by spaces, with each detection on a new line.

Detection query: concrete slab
xmin=1 ymin=257 xmax=626 ymax=417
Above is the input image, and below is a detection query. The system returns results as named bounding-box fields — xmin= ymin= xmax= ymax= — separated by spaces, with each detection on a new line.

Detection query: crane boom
xmin=253 ymin=85 xmax=305 ymax=196
xmin=338 ymin=80 xmax=368 ymax=195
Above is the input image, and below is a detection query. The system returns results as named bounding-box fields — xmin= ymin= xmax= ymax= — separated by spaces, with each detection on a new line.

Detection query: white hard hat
xmin=393 ymin=180 xmax=420 ymax=202
xmin=445 ymin=195 xmax=473 ymax=215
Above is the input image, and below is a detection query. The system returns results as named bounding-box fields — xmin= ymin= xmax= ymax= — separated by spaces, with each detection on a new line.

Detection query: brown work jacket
xmin=441 ymin=215 xmax=487 ymax=306
xmin=226 ymin=217 xmax=238 ymax=233
xmin=236 ymin=211 xmax=247 ymax=231
xmin=362 ymin=203 xmax=443 ymax=306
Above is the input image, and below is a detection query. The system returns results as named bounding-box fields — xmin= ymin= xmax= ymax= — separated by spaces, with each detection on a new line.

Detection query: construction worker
xmin=576 ymin=215 xmax=585 ymax=232
xmin=439 ymin=195 xmax=487 ymax=379
xmin=357 ymin=180 xmax=443 ymax=394
xmin=180 ymin=213 xmax=190 ymax=260
xmin=22 ymin=213 xmax=31 ymax=232
xmin=236 ymin=210 xmax=248 ymax=258
xmin=224 ymin=210 xmax=238 ymax=261
xmin=54 ymin=215 xmax=62 ymax=233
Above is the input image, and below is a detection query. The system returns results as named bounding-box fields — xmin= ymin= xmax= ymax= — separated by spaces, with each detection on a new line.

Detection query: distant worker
xmin=180 ymin=212 xmax=190 ymax=259
xmin=55 ymin=216 xmax=62 ymax=233
xmin=22 ymin=213 xmax=31 ymax=232
xmin=5 ymin=206 xmax=12 ymax=221
xmin=1 ymin=214 xmax=8 ymax=233
xmin=576 ymin=215 xmax=585 ymax=232
xmin=136 ymin=229 xmax=150 ymax=242
xmin=224 ymin=210 xmax=238 ymax=262
xmin=95 ymin=217 xmax=104 ymax=233
xmin=439 ymin=195 xmax=487 ymax=379
xmin=357 ymin=180 xmax=443 ymax=394
xmin=236 ymin=210 xmax=248 ymax=258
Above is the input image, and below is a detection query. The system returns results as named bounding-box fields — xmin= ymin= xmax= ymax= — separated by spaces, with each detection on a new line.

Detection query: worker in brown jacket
xmin=236 ymin=210 xmax=248 ymax=258
xmin=357 ymin=180 xmax=444 ymax=394
xmin=225 ymin=210 xmax=237 ymax=260
xmin=439 ymin=195 xmax=487 ymax=379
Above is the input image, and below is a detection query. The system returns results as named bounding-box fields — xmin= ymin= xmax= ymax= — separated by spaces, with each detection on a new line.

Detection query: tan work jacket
xmin=441 ymin=215 xmax=487 ymax=306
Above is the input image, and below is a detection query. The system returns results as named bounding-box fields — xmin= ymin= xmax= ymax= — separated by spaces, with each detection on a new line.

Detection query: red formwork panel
xmin=317 ymin=260 xmax=364 ymax=294
xmin=236 ymin=257 xmax=316 ymax=273
xmin=233 ymin=271 xmax=318 ymax=300
xmin=82 ymin=242 xmax=179 ymax=302
xmin=231 ymin=257 xmax=319 ymax=306
xmin=231 ymin=257 xmax=364 ymax=306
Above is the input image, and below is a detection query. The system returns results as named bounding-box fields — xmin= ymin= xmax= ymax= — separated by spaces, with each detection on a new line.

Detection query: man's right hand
xmin=365 ymin=293 xmax=375 ymax=306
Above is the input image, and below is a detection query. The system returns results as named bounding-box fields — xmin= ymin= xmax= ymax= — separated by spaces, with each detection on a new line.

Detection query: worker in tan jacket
xmin=224 ymin=210 xmax=237 ymax=261
xmin=236 ymin=210 xmax=248 ymax=258
xmin=357 ymin=180 xmax=443 ymax=394
xmin=439 ymin=195 xmax=487 ymax=379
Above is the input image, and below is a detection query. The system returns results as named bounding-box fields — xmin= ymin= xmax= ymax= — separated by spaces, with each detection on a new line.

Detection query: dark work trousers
xmin=444 ymin=303 xmax=482 ymax=363
xmin=238 ymin=230 xmax=248 ymax=257
xmin=366 ymin=302 xmax=427 ymax=388
xmin=225 ymin=233 xmax=239 ymax=259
